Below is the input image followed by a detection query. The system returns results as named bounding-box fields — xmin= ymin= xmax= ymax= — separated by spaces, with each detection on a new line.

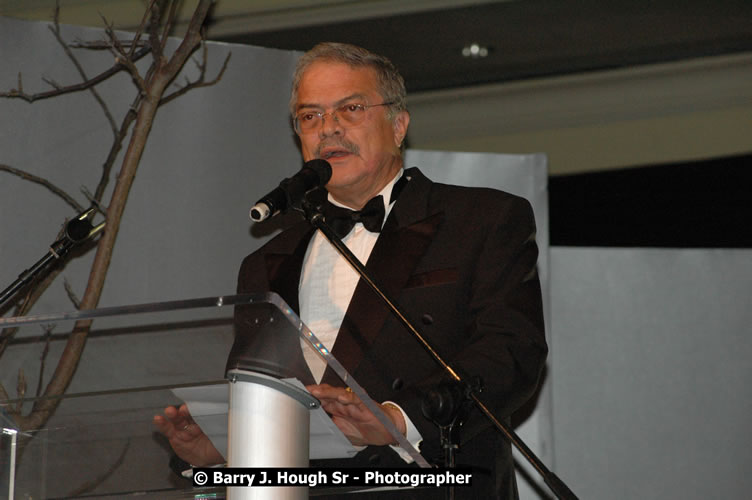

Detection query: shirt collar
xmin=327 ymin=168 xmax=404 ymax=217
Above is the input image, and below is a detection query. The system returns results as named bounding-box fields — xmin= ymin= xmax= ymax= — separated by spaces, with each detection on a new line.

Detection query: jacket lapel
xmin=260 ymin=223 xmax=317 ymax=385
xmin=322 ymin=168 xmax=443 ymax=385
xmin=263 ymin=223 xmax=315 ymax=315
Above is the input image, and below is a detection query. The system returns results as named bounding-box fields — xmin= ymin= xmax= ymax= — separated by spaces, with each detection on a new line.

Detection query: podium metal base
xmin=227 ymin=370 xmax=318 ymax=500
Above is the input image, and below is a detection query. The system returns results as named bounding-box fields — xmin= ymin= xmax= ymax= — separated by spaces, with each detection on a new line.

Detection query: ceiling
xmin=3 ymin=0 xmax=752 ymax=93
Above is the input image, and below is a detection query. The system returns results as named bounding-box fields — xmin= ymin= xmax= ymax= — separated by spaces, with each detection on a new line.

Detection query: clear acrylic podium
xmin=0 ymin=293 xmax=427 ymax=499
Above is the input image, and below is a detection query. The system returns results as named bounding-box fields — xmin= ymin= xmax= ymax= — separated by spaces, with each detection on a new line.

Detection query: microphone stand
xmin=302 ymin=202 xmax=578 ymax=500
xmin=422 ymin=377 xmax=479 ymax=500
xmin=0 ymin=207 xmax=105 ymax=308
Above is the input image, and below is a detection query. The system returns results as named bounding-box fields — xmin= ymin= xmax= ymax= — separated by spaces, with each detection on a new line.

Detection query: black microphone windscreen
xmin=66 ymin=218 xmax=93 ymax=242
xmin=304 ymin=159 xmax=332 ymax=186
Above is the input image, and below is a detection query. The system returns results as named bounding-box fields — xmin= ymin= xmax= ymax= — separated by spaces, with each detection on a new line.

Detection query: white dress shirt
xmin=298 ymin=169 xmax=422 ymax=462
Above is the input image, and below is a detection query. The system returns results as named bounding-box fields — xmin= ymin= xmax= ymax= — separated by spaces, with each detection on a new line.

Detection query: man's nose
xmin=319 ymin=112 xmax=343 ymax=137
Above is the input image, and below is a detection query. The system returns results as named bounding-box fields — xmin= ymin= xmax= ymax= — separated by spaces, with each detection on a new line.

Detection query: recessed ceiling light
xmin=462 ymin=43 xmax=489 ymax=58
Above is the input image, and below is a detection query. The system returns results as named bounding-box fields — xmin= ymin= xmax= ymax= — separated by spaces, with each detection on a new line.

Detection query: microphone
xmin=65 ymin=206 xmax=98 ymax=242
xmin=249 ymin=159 xmax=332 ymax=222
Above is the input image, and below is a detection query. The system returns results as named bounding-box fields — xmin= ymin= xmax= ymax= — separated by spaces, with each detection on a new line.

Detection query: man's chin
xmin=323 ymin=157 xmax=358 ymax=181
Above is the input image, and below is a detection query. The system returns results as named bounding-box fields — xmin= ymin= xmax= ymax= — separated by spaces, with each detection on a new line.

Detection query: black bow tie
xmin=323 ymin=195 xmax=385 ymax=238
xmin=322 ymin=174 xmax=409 ymax=238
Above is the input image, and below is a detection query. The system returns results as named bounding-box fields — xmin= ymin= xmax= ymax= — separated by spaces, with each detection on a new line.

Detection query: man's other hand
xmin=307 ymin=384 xmax=406 ymax=446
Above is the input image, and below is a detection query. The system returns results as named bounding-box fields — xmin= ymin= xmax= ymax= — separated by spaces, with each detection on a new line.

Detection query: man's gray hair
xmin=289 ymin=42 xmax=407 ymax=120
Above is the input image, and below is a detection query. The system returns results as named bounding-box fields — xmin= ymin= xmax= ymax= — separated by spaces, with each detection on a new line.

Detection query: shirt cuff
xmin=383 ymin=400 xmax=423 ymax=464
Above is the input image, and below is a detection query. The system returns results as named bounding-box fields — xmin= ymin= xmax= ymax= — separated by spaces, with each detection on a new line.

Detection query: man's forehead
xmin=296 ymin=61 xmax=379 ymax=104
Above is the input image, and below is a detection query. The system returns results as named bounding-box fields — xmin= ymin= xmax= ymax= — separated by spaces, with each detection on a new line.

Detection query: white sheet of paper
xmin=172 ymin=379 xmax=358 ymax=460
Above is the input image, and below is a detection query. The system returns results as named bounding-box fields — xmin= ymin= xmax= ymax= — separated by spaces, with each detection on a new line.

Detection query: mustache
xmin=314 ymin=138 xmax=359 ymax=158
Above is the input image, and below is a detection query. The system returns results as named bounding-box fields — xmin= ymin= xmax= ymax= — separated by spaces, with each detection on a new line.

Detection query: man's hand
xmin=153 ymin=404 xmax=225 ymax=467
xmin=307 ymin=384 xmax=406 ymax=447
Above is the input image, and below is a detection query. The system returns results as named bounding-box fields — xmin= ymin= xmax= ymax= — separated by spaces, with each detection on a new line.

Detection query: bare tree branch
xmin=161 ymin=0 xmax=182 ymax=53
xmin=0 ymin=47 xmax=152 ymax=102
xmin=128 ymin=0 xmax=156 ymax=58
xmin=93 ymin=95 xmax=142 ymax=202
xmin=99 ymin=14 xmax=129 ymax=60
xmin=68 ymin=40 xmax=148 ymax=50
xmin=99 ymin=17 xmax=149 ymax=92
xmin=161 ymin=49 xmax=231 ymax=106
xmin=80 ymin=186 xmax=98 ymax=208
xmin=68 ymin=439 xmax=131 ymax=496
xmin=16 ymin=369 xmax=27 ymax=413
xmin=35 ymin=324 xmax=55 ymax=397
xmin=42 ymin=76 xmax=63 ymax=90
xmin=49 ymin=13 xmax=118 ymax=137
xmin=148 ymin=0 xmax=165 ymax=62
xmin=49 ymin=1 xmax=116 ymax=133
xmin=0 ymin=164 xmax=83 ymax=211
xmin=80 ymin=187 xmax=108 ymax=216
xmin=0 ymin=385 xmax=9 ymax=406
xmin=63 ymin=278 xmax=82 ymax=309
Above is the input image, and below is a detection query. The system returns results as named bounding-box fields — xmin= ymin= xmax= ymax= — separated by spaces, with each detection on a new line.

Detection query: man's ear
xmin=392 ymin=110 xmax=410 ymax=147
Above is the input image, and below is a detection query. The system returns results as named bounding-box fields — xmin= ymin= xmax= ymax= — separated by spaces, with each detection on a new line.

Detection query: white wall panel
xmin=551 ymin=247 xmax=752 ymax=500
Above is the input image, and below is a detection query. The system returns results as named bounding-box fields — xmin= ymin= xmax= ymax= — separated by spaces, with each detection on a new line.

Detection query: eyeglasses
xmin=294 ymin=102 xmax=394 ymax=134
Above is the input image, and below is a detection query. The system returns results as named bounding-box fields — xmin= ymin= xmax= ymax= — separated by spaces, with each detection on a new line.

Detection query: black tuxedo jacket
xmin=228 ymin=167 xmax=547 ymax=499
